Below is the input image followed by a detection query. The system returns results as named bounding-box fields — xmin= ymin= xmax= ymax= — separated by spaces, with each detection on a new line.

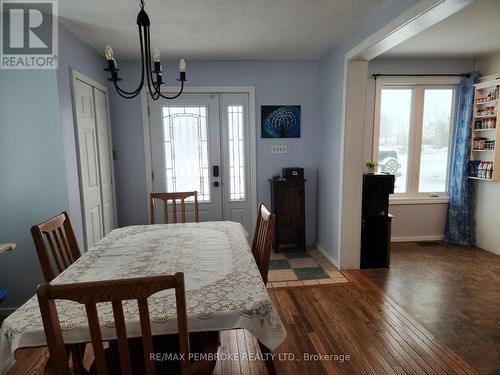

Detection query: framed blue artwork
xmin=261 ymin=105 xmax=301 ymax=138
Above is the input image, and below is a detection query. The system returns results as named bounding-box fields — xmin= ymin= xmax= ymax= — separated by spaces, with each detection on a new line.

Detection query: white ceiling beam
xmin=347 ymin=0 xmax=475 ymax=61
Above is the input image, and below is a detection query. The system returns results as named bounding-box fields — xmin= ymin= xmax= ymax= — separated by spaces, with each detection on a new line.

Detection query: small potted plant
xmin=366 ymin=160 xmax=379 ymax=174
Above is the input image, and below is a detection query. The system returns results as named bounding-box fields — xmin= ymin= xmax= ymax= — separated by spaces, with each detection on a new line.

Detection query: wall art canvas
xmin=261 ymin=105 xmax=301 ymax=138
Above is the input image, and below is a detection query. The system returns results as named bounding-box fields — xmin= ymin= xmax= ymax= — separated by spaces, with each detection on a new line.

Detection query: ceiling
xmin=382 ymin=0 xmax=500 ymax=59
xmin=58 ymin=0 xmax=386 ymax=61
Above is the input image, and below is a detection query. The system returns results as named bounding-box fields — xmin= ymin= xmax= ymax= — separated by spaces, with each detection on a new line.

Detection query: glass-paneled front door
xmin=149 ymin=93 xmax=252 ymax=232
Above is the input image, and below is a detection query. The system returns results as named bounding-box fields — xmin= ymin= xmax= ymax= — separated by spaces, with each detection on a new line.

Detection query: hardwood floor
xmin=6 ymin=271 xmax=476 ymax=374
xmin=363 ymin=242 xmax=500 ymax=375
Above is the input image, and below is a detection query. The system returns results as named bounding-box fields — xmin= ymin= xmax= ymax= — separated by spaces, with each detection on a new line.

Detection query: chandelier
xmin=104 ymin=0 xmax=186 ymax=100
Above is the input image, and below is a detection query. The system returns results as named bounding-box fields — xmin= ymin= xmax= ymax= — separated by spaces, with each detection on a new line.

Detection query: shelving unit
xmin=474 ymin=99 xmax=498 ymax=106
xmin=473 ymin=128 xmax=496 ymax=132
xmin=469 ymin=79 xmax=500 ymax=181
xmin=468 ymin=176 xmax=494 ymax=181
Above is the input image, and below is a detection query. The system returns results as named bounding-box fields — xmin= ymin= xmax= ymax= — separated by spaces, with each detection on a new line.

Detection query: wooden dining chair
xmin=251 ymin=203 xmax=275 ymax=284
xmin=31 ymin=211 xmax=81 ymax=282
xmin=37 ymin=273 xmax=218 ymax=375
xmin=149 ymin=191 xmax=199 ymax=224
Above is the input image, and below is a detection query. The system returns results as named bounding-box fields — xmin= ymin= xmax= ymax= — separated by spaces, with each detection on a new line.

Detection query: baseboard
xmin=391 ymin=235 xmax=444 ymax=243
xmin=315 ymin=243 xmax=340 ymax=269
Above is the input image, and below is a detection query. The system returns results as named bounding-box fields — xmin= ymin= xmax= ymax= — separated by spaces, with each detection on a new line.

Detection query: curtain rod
xmin=372 ymin=73 xmax=470 ymax=78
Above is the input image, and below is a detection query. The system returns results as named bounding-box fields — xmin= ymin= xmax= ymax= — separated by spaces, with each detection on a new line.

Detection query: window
xmin=374 ymin=78 xmax=458 ymax=197
xmin=227 ymin=105 xmax=246 ymax=201
xmin=162 ymin=106 xmax=210 ymax=201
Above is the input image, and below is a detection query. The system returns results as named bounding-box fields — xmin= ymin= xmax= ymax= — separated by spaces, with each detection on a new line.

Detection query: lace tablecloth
xmin=0 ymin=222 xmax=286 ymax=374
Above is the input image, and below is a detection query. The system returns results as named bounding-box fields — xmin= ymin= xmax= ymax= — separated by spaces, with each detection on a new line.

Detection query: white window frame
xmin=373 ymin=76 xmax=459 ymax=204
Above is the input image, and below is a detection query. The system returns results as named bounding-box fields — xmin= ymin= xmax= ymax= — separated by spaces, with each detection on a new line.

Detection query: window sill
xmin=389 ymin=196 xmax=450 ymax=205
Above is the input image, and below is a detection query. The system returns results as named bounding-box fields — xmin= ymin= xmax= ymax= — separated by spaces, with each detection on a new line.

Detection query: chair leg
xmin=258 ymin=342 xmax=276 ymax=375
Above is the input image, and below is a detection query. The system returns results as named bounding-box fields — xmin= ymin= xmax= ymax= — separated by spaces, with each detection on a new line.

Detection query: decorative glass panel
xmin=162 ymin=106 xmax=210 ymax=201
xmin=227 ymin=105 xmax=245 ymax=200
xmin=419 ymin=89 xmax=454 ymax=193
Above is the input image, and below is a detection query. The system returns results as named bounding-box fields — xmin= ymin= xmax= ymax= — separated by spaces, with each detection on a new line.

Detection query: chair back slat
xmin=194 ymin=194 xmax=199 ymax=223
xmin=181 ymin=199 xmax=186 ymax=223
xmin=85 ymin=303 xmax=108 ymax=374
xmin=174 ymin=274 xmax=190 ymax=374
xmin=45 ymin=231 xmax=64 ymax=273
xmin=149 ymin=192 xmax=199 ymax=224
xmin=111 ymin=300 xmax=133 ymax=375
xmin=172 ymin=200 xmax=178 ymax=223
xmin=163 ymin=202 xmax=169 ymax=224
xmin=251 ymin=203 xmax=275 ymax=284
xmin=57 ymin=227 xmax=72 ymax=266
xmin=37 ymin=274 xmax=190 ymax=375
xmin=138 ymin=298 xmax=156 ymax=375
xmin=53 ymin=229 xmax=69 ymax=271
xmin=31 ymin=212 xmax=81 ymax=282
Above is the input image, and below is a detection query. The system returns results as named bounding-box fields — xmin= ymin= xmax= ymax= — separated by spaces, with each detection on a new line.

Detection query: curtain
xmin=444 ymin=72 xmax=477 ymax=246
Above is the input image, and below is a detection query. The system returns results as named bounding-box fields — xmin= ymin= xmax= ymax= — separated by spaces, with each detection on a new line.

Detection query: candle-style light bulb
xmin=105 ymin=45 xmax=114 ymax=60
xmin=179 ymin=58 xmax=186 ymax=73
xmin=152 ymin=48 xmax=161 ymax=63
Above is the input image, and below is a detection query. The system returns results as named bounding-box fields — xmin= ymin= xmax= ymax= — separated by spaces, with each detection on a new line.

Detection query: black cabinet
xmin=360 ymin=173 xmax=394 ymax=268
xmin=269 ymin=178 xmax=306 ymax=252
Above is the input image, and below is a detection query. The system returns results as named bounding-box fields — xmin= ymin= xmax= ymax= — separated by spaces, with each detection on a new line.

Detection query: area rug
xmin=267 ymin=247 xmax=348 ymax=288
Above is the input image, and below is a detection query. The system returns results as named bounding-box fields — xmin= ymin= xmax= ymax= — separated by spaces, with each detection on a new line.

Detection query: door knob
xmin=213 ymin=181 xmax=220 ymax=187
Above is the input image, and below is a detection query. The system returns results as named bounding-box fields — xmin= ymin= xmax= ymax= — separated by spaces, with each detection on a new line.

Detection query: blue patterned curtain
xmin=444 ymin=72 xmax=477 ymax=246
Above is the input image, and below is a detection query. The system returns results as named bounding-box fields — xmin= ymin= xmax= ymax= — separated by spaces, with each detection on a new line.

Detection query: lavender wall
xmin=0 ymin=24 xmax=109 ymax=310
xmin=56 ymin=24 xmax=110 ymax=248
xmin=317 ymin=0 xmax=422 ymax=263
xmin=108 ymin=60 xmax=320 ymax=245
xmin=0 ymin=70 xmax=67 ymax=309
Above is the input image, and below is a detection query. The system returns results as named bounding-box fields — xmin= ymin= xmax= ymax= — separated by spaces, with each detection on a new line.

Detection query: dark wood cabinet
xmin=360 ymin=173 xmax=394 ymax=268
xmin=269 ymin=179 xmax=306 ymax=251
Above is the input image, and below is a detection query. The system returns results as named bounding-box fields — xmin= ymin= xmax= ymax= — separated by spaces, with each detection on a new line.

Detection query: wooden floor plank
xmin=320 ymin=286 xmax=403 ymax=375
xmin=7 ymin=273 xmax=478 ymax=375
xmin=362 ymin=242 xmax=500 ymax=375
xmin=346 ymin=270 xmax=478 ymax=375
xmin=347 ymin=270 xmax=475 ymax=375
xmin=228 ymin=329 xmax=242 ymax=375
xmin=236 ymin=329 xmax=251 ymax=375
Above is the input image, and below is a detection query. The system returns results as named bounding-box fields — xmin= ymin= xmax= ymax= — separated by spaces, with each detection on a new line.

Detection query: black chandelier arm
xmin=145 ymin=25 xmax=184 ymax=100
xmin=144 ymin=26 xmax=160 ymax=98
xmin=158 ymin=80 xmax=185 ymax=100
xmin=106 ymin=0 xmax=186 ymax=101
xmin=113 ymin=80 xmax=142 ymax=99
xmin=109 ymin=25 xmax=147 ymax=98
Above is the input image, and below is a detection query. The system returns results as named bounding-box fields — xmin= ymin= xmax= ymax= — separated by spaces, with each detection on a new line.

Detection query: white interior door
xmin=73 ymin=71 xmax=117 ymax=249
xmin=148 ymin=92 xmax=252 ymax=233
xmin=93 ymin=88 xmax=116 ymax=235
xmin=149 ymin=94 xmax=223 ymax=222
xmin=73 ymin=79 xmax=103 ymax=248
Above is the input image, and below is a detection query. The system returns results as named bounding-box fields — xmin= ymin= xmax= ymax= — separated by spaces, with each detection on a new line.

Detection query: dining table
xmin=0 ymin=221 xmax=286 ymax=374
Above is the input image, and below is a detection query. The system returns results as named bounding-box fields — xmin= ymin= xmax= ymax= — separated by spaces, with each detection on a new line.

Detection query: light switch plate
xmin=271 ymin=145 xmax=287 ymax=154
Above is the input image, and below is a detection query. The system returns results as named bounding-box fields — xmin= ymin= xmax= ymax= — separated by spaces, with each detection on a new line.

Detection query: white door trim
xmin=141 ymin=86 xmax=257 ymax=229
xmin=71 ymin=69 xmax=108 ymax=93
xmin=70 ymin=68 xmax=118 ymax=250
